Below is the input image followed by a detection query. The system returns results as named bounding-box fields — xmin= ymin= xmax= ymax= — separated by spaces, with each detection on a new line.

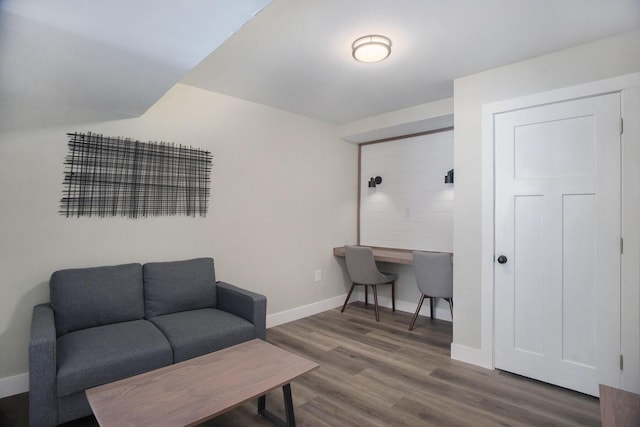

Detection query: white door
xmin=494 ymin=93 xmax=622 ymax=396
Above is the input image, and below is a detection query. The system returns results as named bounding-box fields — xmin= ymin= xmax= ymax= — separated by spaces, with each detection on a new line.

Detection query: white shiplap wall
xmin=360 ymin=130 xmax=454 ymax=252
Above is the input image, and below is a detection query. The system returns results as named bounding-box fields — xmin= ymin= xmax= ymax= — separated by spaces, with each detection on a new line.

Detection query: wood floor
xmin=0 ymin=302 xmax=602 ymax=426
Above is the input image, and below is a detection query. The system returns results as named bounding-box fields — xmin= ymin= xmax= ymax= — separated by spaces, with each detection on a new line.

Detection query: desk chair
xmin=341 ymin=245 xmax=397 ymax=322
xmin=409 ymin=251 xmax=453 ymax=331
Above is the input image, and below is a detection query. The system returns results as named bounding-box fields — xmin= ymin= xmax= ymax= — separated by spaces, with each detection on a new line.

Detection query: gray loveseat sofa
xmin=29 ymin=257 xmax=266 ymax=427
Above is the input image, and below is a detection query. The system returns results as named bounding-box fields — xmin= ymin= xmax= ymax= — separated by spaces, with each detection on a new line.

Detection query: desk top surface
xmin=333 ymin=246 xmax=452 ymax=265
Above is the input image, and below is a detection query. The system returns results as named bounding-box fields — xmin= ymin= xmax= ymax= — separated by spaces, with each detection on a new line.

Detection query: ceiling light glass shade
xmin=352 ymin=35 xmax=392 ymax=63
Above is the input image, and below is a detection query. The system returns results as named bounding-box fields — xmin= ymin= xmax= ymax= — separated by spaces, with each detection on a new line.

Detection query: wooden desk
xmin=333 ymin=246 xmax=452 ymax=265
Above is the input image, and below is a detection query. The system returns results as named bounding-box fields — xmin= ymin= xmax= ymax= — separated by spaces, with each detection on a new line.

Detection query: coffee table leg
xmin=257 ymin=383 xmax=296 ymax=427
xmin=282 ymin=384 xmax=295 ymax=426
xmin=258 ymin=394 xmax=267 ymax=414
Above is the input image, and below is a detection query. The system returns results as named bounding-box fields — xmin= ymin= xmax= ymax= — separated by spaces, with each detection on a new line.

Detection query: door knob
xmin=497 ymin=255 xmax=508 ymax=264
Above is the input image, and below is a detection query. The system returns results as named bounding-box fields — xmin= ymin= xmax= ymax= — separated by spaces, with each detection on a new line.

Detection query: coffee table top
xmin=86 ymin=339 xmax=318 ymax=427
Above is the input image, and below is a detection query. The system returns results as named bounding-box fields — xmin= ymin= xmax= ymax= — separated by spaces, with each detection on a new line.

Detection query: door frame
xmin=479 ymin=72 xmax=640 ymax=391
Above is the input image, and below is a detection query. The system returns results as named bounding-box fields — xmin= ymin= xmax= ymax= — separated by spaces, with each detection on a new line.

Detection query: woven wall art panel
xmin=60 ymin=132 xmax=212 ymax=218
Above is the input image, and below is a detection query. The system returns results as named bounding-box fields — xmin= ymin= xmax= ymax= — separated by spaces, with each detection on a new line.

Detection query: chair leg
xmin=448 ymin=298 xmax=453 ymax=319
xmin=430 ymin=296 xmax=435 ymax=319
xmin=391 ymin=281 xmax=396 ymax=312
xmin=341 ymin=283 xmax=356 ymax=313
xmin=364 ymin=285 xmax=369 ymax=307
xmin=372 ymin=285 xmax=380 ymax=322
xmin=409 ymin=294 xmax=426 ymax=331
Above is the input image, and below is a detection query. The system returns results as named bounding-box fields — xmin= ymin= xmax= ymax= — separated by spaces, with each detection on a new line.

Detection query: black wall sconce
xmin=368 ymin=176 xmax=382 ymax=188
xmin=444 ymin=169 xmax=454 ymax=184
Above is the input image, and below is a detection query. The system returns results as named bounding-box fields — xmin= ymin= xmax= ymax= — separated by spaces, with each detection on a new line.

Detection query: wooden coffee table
xmin=86 ymin=339 xmax=318 ymax=427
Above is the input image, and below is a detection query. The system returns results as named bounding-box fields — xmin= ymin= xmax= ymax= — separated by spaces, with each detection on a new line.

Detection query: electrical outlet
xmin=314 ymin=269 xmax=322 ymax=282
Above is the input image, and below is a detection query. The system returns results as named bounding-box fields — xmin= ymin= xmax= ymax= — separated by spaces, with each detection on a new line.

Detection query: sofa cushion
xmin=50 ymin=263 xmax=144 ymax=336
xmin=56 ymin=319 xmax=172 ymax=397
xmin=150 ymin=308 xmax=255 ymax=362
xmin=143 ymin=258 xmax=217 ymax=318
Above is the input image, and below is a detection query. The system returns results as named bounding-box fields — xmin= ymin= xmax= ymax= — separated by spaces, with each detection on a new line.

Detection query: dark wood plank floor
xmin=0 ymin=303 xmax=601 ymax=426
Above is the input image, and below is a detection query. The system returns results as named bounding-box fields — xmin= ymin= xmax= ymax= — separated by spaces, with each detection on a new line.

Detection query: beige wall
xmin=0 ymin=83 xmax=358 ymax=386
xmin=3 ymin=27 xmax=639 ymax=395
xmin=452 ymin=30 xmax=640 ymax=355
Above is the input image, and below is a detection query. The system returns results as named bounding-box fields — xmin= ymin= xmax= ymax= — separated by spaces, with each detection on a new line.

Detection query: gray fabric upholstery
xmin=345 ymin=245 xmax=397 ymax=284
xmin=30 ymin=257 xmax=266 ymax=426
xmin=56 ymin=392 xmax=92 ymax=426
xmin=150 ymin=308 xmax=255 ymax=362
xmin=144 ymin=258 xmax=217 ymax=318
xmin=412 ymin=251 xmax=453 ymax=298
xmin=29 ymin=304 xmax=58 ymax=427
xmin=56 ymin=319 xmax=172 ymax=397
xmin=217 ymin=281 xmax=267 ymax=341
xmin=50 ymin=263 xmax=144 ymax=336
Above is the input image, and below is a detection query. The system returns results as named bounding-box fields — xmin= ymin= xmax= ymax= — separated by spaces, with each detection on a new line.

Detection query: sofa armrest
xmin=29 ymin=304 xmax=58 ymax=427
xmin=216 ymin=281 xmax=267 ymax=341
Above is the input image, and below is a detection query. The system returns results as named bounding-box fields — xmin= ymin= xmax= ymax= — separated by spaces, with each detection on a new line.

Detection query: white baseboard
xmin=1 ymin=294 xmax=453 ymax=399
xmin=265 ymin=293 xmax=453 ymax=330
xmin=450 ymin=342 xmax=493 ymax=369
xmin=0 ymin=299 xmax=348 ymax=399
xmin=358 ymin=292 xmax=453 ymax=322
xmin=266 ymin=294 xmax=347 ymax=328
xmin=0 ymin=373 xmax=28 ymax=399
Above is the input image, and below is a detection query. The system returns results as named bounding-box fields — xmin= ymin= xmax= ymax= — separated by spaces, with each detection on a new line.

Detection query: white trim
xmin=485 ymin=73 xmax=640 ymax=114
xmin=3 ymin=294 xmax=454 ymax=399
xmin=451 ymin=343 xmax=493 ymax=369
xmin=0 ymin=297 xmax=348 ymax=398
xmin=266 ymin=292 xmax=454 ymax=330
xmin=480 ymin=99 xmax=496 ymax=369
xmin=0 ymin=373 xmax=28 ymax=399
xmin=480 ymin=72 xmax=640 ymax=374
xmin=0 ymin=294 xmax=448 ymax=399
xmin=621 ymin=85 xmax=640 ymax=393
xmin=357 ymin=293 xmax=453 ymax=323
xmin=266 ymin=294 xmax=347 ymax=328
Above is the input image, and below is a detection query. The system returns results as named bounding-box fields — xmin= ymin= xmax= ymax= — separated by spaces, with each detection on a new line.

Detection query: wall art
xmin=60 ymin=132 xmax=212 ymax=218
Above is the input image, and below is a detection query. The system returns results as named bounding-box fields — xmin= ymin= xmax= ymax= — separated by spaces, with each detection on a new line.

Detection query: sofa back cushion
xmin=143 ymin=258 xmax=217 ymax=318
xmin=50 ymin=263 xmax=144 ymax=336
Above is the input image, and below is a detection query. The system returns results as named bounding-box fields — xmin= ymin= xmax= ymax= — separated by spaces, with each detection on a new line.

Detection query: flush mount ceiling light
xmin=352 ymin=35 xmax=392 ymax=63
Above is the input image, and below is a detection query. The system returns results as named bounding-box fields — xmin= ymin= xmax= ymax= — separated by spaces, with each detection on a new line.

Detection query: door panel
xmin=562 ymin=194 xmax=596 ymax=367
xmin=514 ymin=115 xmax=596 ymax=179
xmin=513 ymin=195 xmax=544 ymax=355
xmin=494 ymin=93 xmax=621 ymax=396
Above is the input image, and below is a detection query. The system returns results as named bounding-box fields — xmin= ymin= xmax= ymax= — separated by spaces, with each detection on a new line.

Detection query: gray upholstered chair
xmin=409 ymin=251 xmax=453 ymax=331
xmin=341 ymin=245 xmax=397 ymax=322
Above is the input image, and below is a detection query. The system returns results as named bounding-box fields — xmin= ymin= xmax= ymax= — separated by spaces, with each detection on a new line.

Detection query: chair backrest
xmin=412 ymin=251 xmax=453 ymax=298
xmin=345 ymin=246 xmax=390 ymax=285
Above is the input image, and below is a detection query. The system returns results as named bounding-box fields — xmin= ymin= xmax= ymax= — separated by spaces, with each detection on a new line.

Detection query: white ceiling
xmin=0 ymin=0 xmax=270 ymax=130
xmin=0 ymin=0 xmax=271 ymax=70
xmin=1 ymin=0 xmax=639 ymax=130
xmin=182 ymin=0 xmax=640 ymax=124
